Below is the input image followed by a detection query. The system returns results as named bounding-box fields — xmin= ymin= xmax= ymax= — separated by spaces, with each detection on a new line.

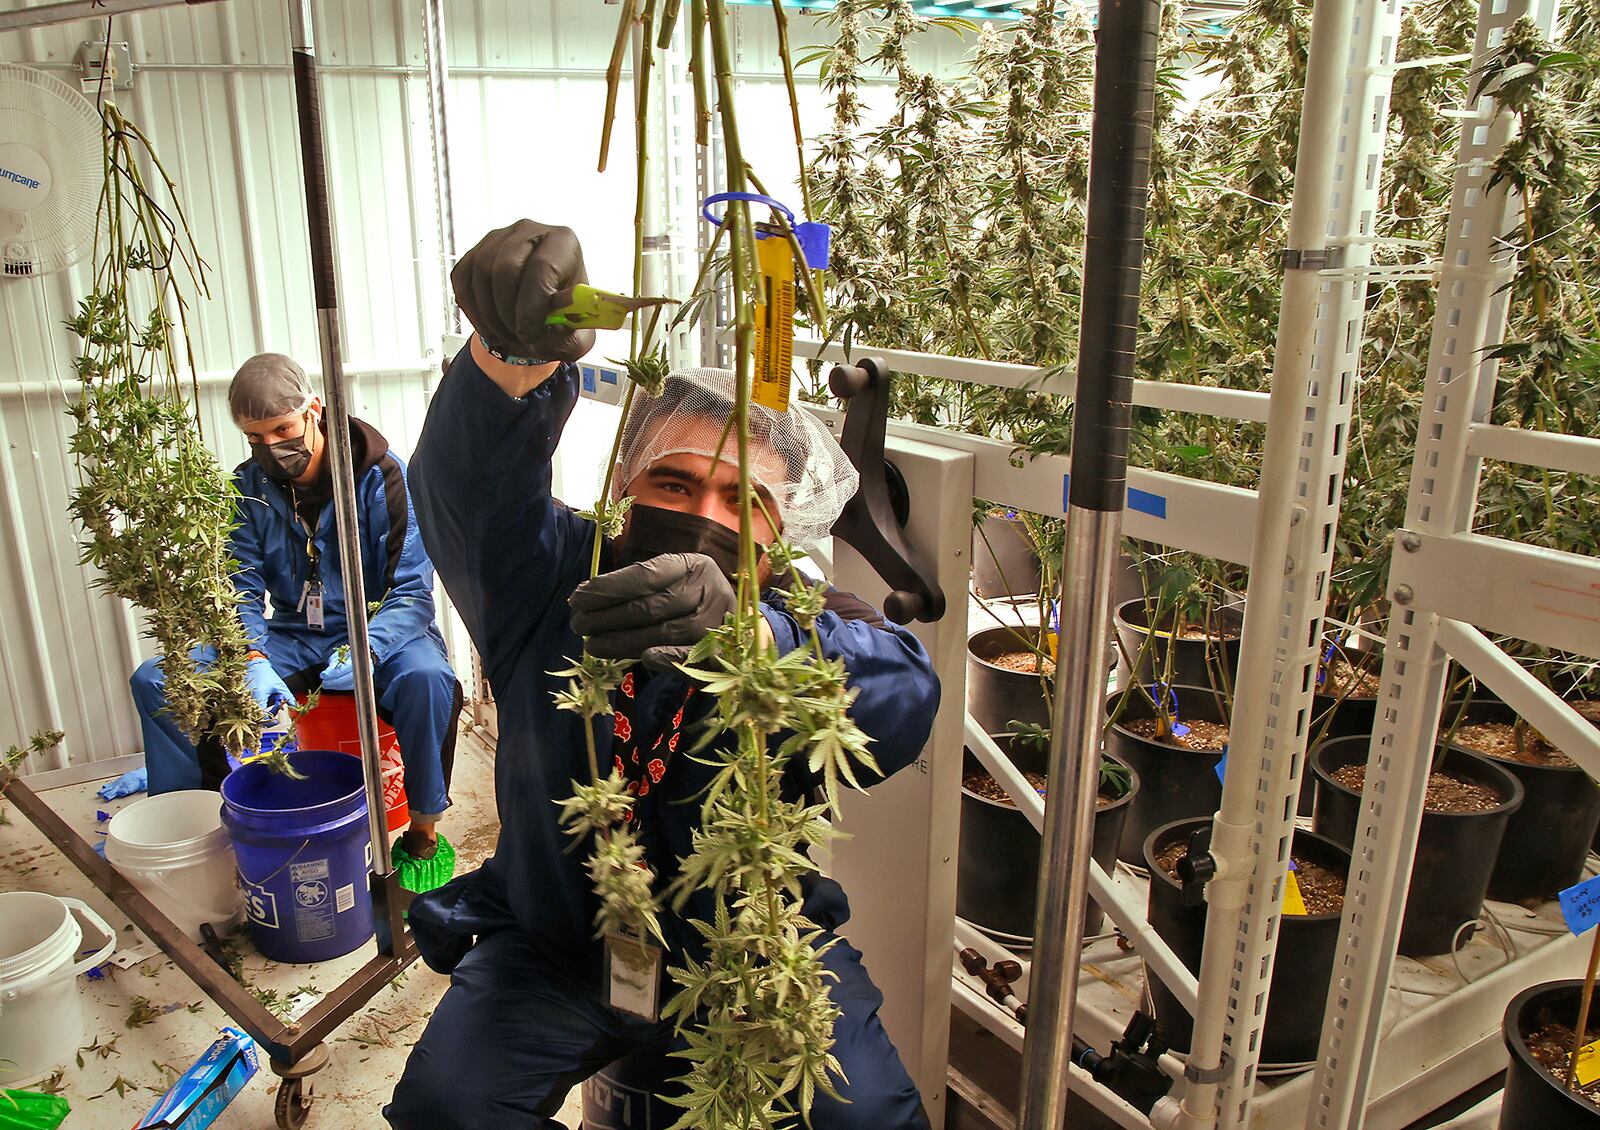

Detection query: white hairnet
xmin=612 ymin=368 xmax=859 ymax=546
xmin=228 ymin=353 xmax=315 ymax=424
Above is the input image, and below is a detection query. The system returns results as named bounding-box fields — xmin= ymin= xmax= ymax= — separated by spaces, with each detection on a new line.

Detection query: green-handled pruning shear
xmin=546 ymin=284 xmax=678 ymax=331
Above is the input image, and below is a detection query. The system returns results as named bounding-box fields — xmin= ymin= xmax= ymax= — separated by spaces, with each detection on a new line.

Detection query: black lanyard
xmin=288 ymin=483 xmax=322 ymax=587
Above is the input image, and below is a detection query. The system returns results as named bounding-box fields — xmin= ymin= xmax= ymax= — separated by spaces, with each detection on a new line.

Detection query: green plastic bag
xmin=0 ymin=1089 xmax=71 ymax=1130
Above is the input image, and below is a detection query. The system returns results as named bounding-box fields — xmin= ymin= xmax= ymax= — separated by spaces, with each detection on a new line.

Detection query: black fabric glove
xmin=569 ymin=553 xmax=738 ymax=670
xmin=451 ymin=219 xmax=596 ymax=364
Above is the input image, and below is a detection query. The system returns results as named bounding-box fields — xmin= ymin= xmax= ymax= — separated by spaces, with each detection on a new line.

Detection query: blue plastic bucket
xmin=220 ymin=750 xmax=375 ymax=963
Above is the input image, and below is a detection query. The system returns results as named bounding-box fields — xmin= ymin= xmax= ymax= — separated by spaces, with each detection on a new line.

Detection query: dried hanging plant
xmin=65 ymin=100 xmax=262 ymax=757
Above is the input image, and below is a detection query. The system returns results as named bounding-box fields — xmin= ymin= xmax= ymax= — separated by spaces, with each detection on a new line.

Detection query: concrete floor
xmin=0 ymin=730 xmax=588 ymax=1128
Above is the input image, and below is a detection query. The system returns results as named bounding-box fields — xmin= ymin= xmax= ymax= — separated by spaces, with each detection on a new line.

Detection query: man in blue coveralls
xmin=129 ymin=354 xmax=461 ymax=879
xmin=385 ymin=220 xmax=941 ymax=1128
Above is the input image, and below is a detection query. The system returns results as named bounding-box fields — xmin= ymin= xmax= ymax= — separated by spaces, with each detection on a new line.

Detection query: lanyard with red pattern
xmin=611 ymin=669 xmax=696 ymax=823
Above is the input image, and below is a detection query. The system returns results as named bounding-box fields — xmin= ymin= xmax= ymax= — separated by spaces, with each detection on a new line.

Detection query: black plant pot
xmin=1106 ymin=685 xmax=1228 ymax=863
xmin=968 ymin=626 xmax=1056 ymax=742
xmin=973 ymin=513 xmax=1042 ymax=600
xmin=1303 ymin=655 xmax=1382 ymax=817
xmin=956 ymin=752 xmax=1138 ymax=945
xmin=1311 ymin=737 xmax=1523 ymax=956
xmin=1500 ymin=980 xmax=1600 ymax=1129
xmin=1434 ymin=700 xmax=1600 ymax=904
xmin=1143 ymin=819 xmax=1351 ymax=1066
xmin=1113 ymin=600 xmax=1243 ymax=692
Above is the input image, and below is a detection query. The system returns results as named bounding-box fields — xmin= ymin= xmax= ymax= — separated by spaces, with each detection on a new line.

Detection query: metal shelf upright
xmin=1305 ymin=0 xmax=1600 ymax=1123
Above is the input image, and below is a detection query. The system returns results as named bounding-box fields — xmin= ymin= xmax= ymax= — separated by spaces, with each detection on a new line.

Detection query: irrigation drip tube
xmin=1016 ymin=0 xmax=1162 ymax=1125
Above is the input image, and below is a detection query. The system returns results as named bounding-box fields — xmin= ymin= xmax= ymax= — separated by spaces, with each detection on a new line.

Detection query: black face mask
xmin=252 ymin=415 xmax=316 ymax=482
xmin=618 ymin=505 xmax=743 ymax=579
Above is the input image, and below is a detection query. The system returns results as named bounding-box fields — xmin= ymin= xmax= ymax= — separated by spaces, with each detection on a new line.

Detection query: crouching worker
xmin=129 ymin=353 xmax=462 ymax=892
xmin=385 ymin=220 xmax=940 ymax=1129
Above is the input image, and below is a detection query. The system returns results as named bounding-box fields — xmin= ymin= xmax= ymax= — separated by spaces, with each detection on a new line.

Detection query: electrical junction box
xmin=75 ymin=41 xmax=133 ymax=93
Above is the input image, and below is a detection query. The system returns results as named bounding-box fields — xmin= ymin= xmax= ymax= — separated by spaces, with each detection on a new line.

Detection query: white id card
xmin=604 ymin=931 xmax=663 ymax=1021
xmin=304 ymin=587 xmax=325 ymax=630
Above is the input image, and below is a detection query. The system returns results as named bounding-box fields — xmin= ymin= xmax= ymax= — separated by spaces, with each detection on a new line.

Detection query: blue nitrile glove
xmin=320 ymin=650 xmax=355 ymax=691
xmin=188 ymin=644 xmax=219 ymax=670
xmin=246 ymin=657 xmax=293 ymax=714
xmin=97 ymin=767 xmax=147 ymax=800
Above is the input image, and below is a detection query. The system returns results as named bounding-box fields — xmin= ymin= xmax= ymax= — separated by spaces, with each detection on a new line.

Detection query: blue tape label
xmin=1060 ymin=473 xmax=1167 ymax=519
xmin=1559 ymin=875 xmax=1600 ymax=935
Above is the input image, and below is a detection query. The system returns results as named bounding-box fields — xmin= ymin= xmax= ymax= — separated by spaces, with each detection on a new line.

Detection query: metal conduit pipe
xmin=964 ymin=717 xmax=1198 ymax=1012
xmin=1172 ymin=0 xmax=1357 ymax=1120
xmin=1016 ymin=0 xmax=1160 ymax=1123
xmin=287 ymin=0 xmax=392 ymax=877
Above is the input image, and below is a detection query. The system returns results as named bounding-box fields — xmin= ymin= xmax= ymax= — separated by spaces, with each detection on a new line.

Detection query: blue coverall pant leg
xmin=133 ymin=634 xmax=456 ymax=814
xmin=384 ymin=929 xmax=930 ymax=1130
xmin=374 ymin=637 xmax=456 ymax=818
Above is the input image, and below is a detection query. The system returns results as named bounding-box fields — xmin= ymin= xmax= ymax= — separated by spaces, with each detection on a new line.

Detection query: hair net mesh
xmin=228 ymin=353 xmax=316 ymax=423
xmin=612 ymin=368 xmax=858 ymax=546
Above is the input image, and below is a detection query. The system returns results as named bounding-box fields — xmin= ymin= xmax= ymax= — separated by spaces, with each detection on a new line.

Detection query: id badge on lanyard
xmin=295 ymin=512 xmax=325 ymax=629
xmin=604 ymin=929 xmax=664 ymax=1021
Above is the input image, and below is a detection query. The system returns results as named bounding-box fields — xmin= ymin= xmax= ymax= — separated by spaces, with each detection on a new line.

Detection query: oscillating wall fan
xmin=0 ymin=63 xmax=103 ymax=278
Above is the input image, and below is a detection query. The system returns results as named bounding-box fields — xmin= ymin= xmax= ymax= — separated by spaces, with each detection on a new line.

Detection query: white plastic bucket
xmin=0 ymin=892 xmax=115 ymax=1087
xmin=106 ymin=790 xmax=244 ymax=941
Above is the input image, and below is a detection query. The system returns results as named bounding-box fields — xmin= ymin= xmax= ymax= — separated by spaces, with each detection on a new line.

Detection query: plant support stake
xmin=1016 ymin=0 xmax=1160 ymax=1125
xmin=288 ymin=0 xmax=392 ymax=879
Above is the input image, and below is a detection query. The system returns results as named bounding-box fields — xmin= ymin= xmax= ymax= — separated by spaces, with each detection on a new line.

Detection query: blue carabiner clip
xmin=700 ymin=191 xmax=832 ymax=271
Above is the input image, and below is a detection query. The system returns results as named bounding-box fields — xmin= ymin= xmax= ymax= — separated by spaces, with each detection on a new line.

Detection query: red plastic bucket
xmin=294 ymin=693 xmax=408 ymax=834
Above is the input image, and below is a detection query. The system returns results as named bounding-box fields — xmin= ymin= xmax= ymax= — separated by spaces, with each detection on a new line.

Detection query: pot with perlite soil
xmin=1143 ymin=818 xmax=1351 ymax=1066
xmin=1499 ymin=980 xmax=1600 ymax=1129
xmin=1311 ymin=736 xmax=1522 ymax=956
xmin=967 ymin=626 xmax=1057 ymax=741
xmin=1113 ymin=600 xmax=1243 ymax=693
xmin=1105 ymin=684 xmax=1229 ymax=863
xmin=956 ymin=751 xmax=1138 ymax=945
xmin=1302 ymin=644 xmax=1384 ymax=815
xmin=1438 ymin=699 xmax=1600 ymax=903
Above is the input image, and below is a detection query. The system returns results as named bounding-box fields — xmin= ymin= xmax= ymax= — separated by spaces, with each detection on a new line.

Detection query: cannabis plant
xmin=66 ymin=101 xmax=262 ymax=757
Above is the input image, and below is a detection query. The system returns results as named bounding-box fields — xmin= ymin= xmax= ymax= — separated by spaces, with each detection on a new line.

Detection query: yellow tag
xmin=1283 ymin=868 xmax=1308 ymax=916
xmin=1046 ymin=631 xmax=1058 ymax=660
xmin=752 ymin=234 xmax=795 ymax=413
xmin=1577 ymin=1038 xmax=1600 ymax=1087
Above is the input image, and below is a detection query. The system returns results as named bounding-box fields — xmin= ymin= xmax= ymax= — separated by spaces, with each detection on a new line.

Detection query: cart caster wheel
xmin=275 ymin=1077 xmax=312 ymax=1129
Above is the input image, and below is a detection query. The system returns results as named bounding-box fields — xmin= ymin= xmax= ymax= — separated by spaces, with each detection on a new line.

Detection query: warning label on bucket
xmin=291 ymin=858 xmax=335 ymax=942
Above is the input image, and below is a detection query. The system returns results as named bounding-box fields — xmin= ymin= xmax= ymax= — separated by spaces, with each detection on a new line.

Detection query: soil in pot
xmin=956 ymin=755 xmax=1137 ymax=944
xmin=1312 ymin=737 xmax=1522 ymax=956
xmin=1501 ymin=980 xmax=1600 ymax=1128
xmin=1440 ymin=699 xmax=1600 ymax=903
xmin=1144 ymin=819 xmax=1351 ymax=1065
xmin=1106 ymin=685 xmax=1228 ymax=863
xmin=973 ymin=512 xmax=1042 ymax=600
xmin=968 ymin=626 xmax=1056 ymax=742
xmin=1114 ymin=600 xmax=1243 ymax=692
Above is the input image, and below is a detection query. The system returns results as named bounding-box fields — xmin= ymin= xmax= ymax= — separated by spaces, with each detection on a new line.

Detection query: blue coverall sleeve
xmin=764 ymin=604 xmax=941 ymax=788
xmin=367 ymin=458 xmax=440 ymax=665
xmin=407 ymin=349 xmax=592 ymax=686
xmin=229 ymin=477 xmax=271 ymax=652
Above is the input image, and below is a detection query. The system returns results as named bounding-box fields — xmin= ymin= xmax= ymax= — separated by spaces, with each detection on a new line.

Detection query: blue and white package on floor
xmin=133 ymin=1027 xmax=259 ymax=1130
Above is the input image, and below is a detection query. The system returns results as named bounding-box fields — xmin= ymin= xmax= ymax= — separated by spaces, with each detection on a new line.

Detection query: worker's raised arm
xmin=407 ymin=220 xmax=598 ymax=686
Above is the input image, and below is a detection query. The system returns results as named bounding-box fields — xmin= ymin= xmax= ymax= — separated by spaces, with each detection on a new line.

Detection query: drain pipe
xmin=1015 ymin=0 xmax=1160 ymax=1124
xmin=288 ymin=0 xmax=392 ymax=879
xmin=1172 ymin=0 xmax=1356 ymax=1122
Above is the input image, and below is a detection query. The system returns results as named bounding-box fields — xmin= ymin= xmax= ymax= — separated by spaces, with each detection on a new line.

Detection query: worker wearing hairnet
xmin=386 ymin=220 xmax=939 ymax=1129
xmin=129 ymin=353 xmax=462 ymax=889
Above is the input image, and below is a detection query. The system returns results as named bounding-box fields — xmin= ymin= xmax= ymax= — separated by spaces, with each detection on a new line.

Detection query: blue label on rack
xmin=1559 ymin=875 xmax=1600 ymax=935
xmin=1061 ymin=474 xmax=1167 ymax=519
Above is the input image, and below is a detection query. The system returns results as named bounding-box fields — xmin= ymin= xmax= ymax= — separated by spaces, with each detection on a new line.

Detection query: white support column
xmin=1303 ymin=0 xmax=1565 ymax=1123
xmin=1175 ymin=0 xmax=1405 ymax=1122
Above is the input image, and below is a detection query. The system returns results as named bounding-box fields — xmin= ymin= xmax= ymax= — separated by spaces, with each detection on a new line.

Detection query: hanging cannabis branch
xmin=551 ymin=2 xmax=881 ymax=1124
xmin=66 ymin=101 xmax=262 ymax=758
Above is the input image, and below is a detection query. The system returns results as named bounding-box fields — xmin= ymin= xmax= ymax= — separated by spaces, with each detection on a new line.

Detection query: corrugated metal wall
xmin=0 ymin=0 xmax=966 ymax=774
